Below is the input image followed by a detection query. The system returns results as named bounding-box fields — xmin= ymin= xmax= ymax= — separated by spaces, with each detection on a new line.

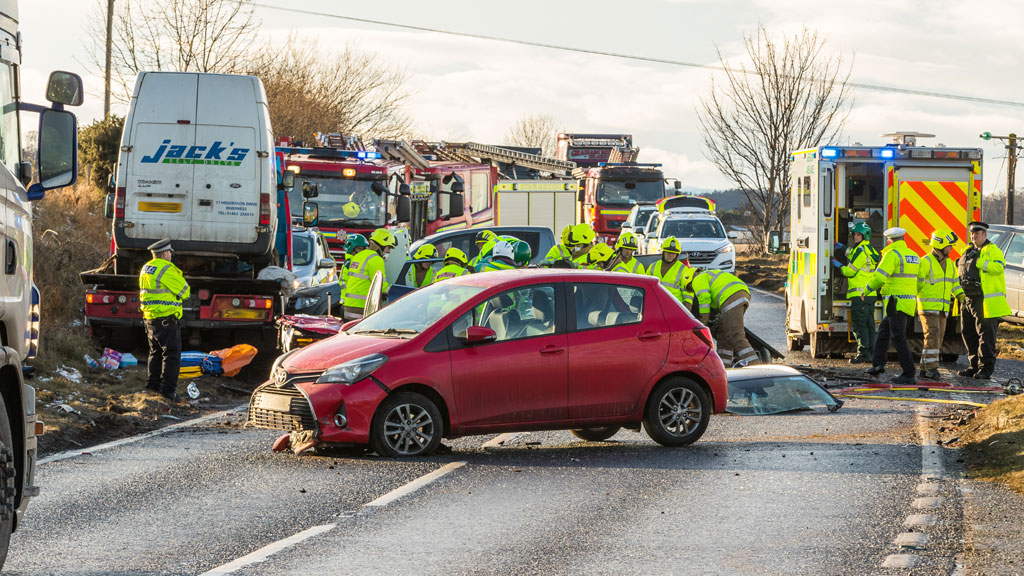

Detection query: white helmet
xmin=491 ymin=240 xmax=514 ymax=260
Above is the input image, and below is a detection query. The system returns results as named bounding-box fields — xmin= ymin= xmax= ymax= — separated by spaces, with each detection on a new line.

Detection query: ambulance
xmin=777 ymin=133 xmax=982 ymax=358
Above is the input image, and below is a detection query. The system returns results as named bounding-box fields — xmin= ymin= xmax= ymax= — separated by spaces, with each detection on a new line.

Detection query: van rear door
xmin=126 ymin=73 xmax=198 ymax=240
xmin=191 ymin=75 xmax=260 ymax=244
xmin=892 ymin=165 xmax=972 ymax=258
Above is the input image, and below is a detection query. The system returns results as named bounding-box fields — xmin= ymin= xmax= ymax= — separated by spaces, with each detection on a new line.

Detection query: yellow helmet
xmin=369 ymin=228 xmax=397 ymax=248
xmin=661 ymin=236 xmax=682 ymax=254
xmin=615 ymin=230 xmax=639 ymax=251
xmin=560 ymin=225 xmax=573 ymax=246
xmin=587 ymin=242 xmax=614 ymax=265
xmin=680 ymin=265 xmax=697 ymax=286
xmin=570 ymin=223 xmax=596 ymax=246
xmin=926 ymin=228 xmax=958 ymax=250
xmin=412 ymin=244 xmax=438 ymax=260
xmin=342 ymin=202 xmax=361 ymax=218
xmin=444 ymin=247 xmax=469 ymax=266
xmin=475 ymin=229 xmax=497 ymax=245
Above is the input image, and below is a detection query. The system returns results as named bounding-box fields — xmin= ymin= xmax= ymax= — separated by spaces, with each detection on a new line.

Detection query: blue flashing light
xmin=821 ymin=148 xmax=839 ymax=158
xmin=879 ymin=148 xmax=895 ymax=159
xmin=357 ymin=151 xmax=382 ymax=160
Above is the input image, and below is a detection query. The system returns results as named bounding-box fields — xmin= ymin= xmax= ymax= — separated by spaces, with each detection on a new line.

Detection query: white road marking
xmin=198 ymin=524 xmax=336 ymax=576
xmin=481 ymin=432 xmax=523 ymax=449
xmin=904 ymin=513 xmax=938 ymax=527
xmin=39 ymin=404 xmax=249 ymax=465
xmin=882 ymin=554 xmax=921 ymax=568
xmin=895 ymin=532 xmax=929 ymax=550
xmin=912 ymin=496 xmax=943 ymax=509
xmin=364 ymin=461 xmax=467 ymax=507
xmin=749 ymin=287 xmax=785 ymax=301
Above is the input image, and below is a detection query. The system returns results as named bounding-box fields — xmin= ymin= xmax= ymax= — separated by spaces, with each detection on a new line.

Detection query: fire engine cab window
xmin=453 ymin=284 xmax=557 ymax=342
xmin=0 ymin=62 xmax=18 ymax=172
xmin=597 ymin=180 xmax=663 ymax=205
xmin=573 ymin=283 xmax=643 ymax=330
xmin=471 ymin=173 xmax=489 ymax=213
xmin=288 ymin=176 xmax=386 ymax=227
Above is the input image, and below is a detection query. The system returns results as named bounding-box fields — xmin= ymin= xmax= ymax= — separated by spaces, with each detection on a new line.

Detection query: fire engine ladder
xmin=372 ymin=139 xmax=432 ymax=170
xmin=441 ymin=141 xmax=577 ymax=176
xmin=607 ymin=146 xmax=641 ymax=163
xmin=315 ymin=132 xmax=365 ymax=150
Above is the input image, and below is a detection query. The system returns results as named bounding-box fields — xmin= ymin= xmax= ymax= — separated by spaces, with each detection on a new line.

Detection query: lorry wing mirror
xmin=27 ymin=108 xmax=77 ymax=200
xmin=302 ymin=181 xmax=318 ymax=198
xmin=674 ymin=180 xmax=682 ymax=190
xmin=766 ymin=231 xmax=781 ymax=254
xmin=450 ymin=181 xmax=465 ymax=193
xmin=303 ymin=201 xmax=319 ymax=227
xmin=281 ymin=170 xmax=295 ymax=189
xmin=104 ymin=192 xmax=115 ymax=219
xmin=18 ymin=161 xmax=33 ymax=186
xmin=396 ymin=196 xmax=411 ymax=222
xmin=45 ymin=71 xmax=84 ymax=107
xmin=399 ymin=183 xmax=411 ymax=196
xmin=447 ymin=193 xmax=464 ymax=219
xmin=577 ymin=189 xmax=585 ymax=203
xmin=371 ymin=181 xmax=388 ymax=196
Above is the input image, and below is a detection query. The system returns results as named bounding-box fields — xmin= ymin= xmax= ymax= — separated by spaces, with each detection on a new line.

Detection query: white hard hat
xmin=491 ymin=240 xmax=514 ymax=260
xmin=883 ymin=227 xmax=906 ymax=239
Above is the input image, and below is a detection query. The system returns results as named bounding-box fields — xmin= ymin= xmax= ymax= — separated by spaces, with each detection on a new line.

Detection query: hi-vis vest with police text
xmin=139 ymin=257 xmax=190 ymax=320
xmin=867 ymin=240 xmax=919 ymax=315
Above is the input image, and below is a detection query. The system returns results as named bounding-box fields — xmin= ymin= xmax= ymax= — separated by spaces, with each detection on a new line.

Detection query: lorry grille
xmin=248 ymin=382 xmax=317 ymax=432
xmin=684 ymin=251 xmax=717 ymax=265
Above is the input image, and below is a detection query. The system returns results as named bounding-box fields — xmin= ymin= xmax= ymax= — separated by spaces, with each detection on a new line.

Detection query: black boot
xmin=958 ymin=367 xmax=979 ymax=377
xmin=866 ymin=365 xmax=885 ymax=376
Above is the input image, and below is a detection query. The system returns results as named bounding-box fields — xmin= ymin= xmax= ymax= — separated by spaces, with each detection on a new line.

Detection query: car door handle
xmin=539 ymin=345 xmax=565 ymax=355
xmin=5 ymin=239 xmax=14 ymax=275
xmin=637 ymin=331 xmax=662 ymax=341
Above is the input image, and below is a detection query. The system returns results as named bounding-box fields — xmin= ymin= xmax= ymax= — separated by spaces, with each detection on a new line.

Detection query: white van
xmin=113 ymin=72 xmax=276 ymax=265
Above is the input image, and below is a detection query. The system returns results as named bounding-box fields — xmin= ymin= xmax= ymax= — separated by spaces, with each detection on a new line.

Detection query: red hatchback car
xmin=248 ymin=269 xmax=727 ymax=457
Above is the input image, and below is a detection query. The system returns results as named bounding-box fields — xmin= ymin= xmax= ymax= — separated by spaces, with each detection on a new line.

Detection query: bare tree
xmin=698 ymin=26 xmax=852 ymax=250
xmin=88 ymin=0 xmax=261 ymax=103
xmin=254 ymin=38 xmax=412 ymax=142
xmin=504 ymin=114 xmax=560 ymax=157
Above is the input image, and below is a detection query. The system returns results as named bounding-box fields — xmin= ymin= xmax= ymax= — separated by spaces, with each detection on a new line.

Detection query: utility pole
xmin=104 ymin=0 xmax=114 ymax=119
xmin=980 ymin=131 xmax=1021 ymax=225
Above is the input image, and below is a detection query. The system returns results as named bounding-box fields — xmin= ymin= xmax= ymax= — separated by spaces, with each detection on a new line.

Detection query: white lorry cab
xmin=776 ymin=133 xmax=982 ymax=358
xmin=113 ymin=72 xmax=276 ymax=266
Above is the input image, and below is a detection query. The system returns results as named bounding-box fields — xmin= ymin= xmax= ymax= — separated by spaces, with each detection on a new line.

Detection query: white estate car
xmin=646 ymin=208 xmax=737 ymax=272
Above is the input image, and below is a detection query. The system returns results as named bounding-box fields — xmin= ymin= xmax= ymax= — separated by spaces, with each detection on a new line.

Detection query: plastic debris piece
xmin=83 ymin=355 xmax=100 ymax=369
xmin=99 ymin=348 xmax=122 ymax=370
xmin=57 ymin=365 xmax=83 ymax=382
xmin=119 ymin=353 xmax=138 ymax=368
xmin=209 ymin=344 xmax=258 ymax=378
xmin=186 ymin=382 xmax=200 ymax=399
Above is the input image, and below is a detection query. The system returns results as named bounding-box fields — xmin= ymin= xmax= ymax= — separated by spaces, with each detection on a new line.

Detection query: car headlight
xmin=296 ymin=295 xmax=321 ymax=308
xmin=316 ymin=354 xmax=388 ymax=385
xmin=716 ymin=244 xmax=734 ymax=254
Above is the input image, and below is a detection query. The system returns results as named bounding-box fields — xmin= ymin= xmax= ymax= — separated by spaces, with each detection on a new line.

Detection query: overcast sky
xmin=18 ymin=0 xmax=1024 ymax=196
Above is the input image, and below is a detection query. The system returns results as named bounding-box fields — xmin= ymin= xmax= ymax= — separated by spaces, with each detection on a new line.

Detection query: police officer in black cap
xmin=958 ymin=221 xmax=1011 ymax=379
xmin=139 ymin=238 xmax=190 ymax=400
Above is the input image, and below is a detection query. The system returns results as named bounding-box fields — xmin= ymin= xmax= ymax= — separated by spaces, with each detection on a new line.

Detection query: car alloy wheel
xmin=371 ymin=392 xmax=443 ymax=457
xmin=643 ymin=377 xmax=710 ymax=447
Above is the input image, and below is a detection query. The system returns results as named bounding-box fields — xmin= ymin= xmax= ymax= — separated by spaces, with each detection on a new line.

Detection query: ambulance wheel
xmin=809 ymin=332 xmax=826 ymax=359
xmin=786 ymin=336 xmax=804 ymax=352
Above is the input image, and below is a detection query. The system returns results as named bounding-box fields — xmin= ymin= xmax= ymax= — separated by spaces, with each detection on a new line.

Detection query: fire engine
xmin=556 ymin=133 xmax=633 ymax=168
xmin=577 ymin=162 xmax=670 ymax=244
xmin=777 ymin=132 xmax=982 ymax=358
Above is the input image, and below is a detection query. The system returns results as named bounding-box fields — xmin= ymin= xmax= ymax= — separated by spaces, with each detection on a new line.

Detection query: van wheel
xmin=570 ymin=427 xmax=621 ymax=442
xmin=370 ymin=392 xmax=443 ymax=457
xmin=643 ymin=377 xmax=710 ymax=447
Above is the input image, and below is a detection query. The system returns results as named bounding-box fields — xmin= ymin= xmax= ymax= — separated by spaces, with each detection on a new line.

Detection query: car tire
xmin=569 ymin=426 xmax=621 ymax=442
xmin=370 ymin=392 xmax=443 ymax=457
xmin=643 ymin=377 xmax=710 ymax=447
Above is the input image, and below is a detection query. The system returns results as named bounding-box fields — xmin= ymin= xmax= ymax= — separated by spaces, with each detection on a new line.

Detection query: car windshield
xmin=292 ymin=235 xmax=314 ymax=267
xmin=352 ymin=282 xmax=486 ymax=335
xmin=632 ymin=209 xmax=654 ymax=229
xmin=597 ymin=180 xmax=664 ymax=205
xmin=726 ymin=375 xmax=843 ymax=415
xmin=661 ymin=218 xmax=725 ymax=239
xmin=288 ymin=176 xmax=386 ymax=227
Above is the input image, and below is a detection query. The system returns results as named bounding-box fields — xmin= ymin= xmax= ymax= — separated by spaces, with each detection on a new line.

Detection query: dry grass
xmin=998 ymin=323 xmax=1024 ymax=361
xmin=959 ymin=395 xmax=1024 ymax=494
xmin=736 ymin=252 xmax=787 ymax=293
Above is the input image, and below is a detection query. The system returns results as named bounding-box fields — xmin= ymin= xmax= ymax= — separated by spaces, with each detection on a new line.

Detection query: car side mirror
xmin=577 ymin=189 xmax=585 ymax=203
xmin=621 ymin=223 xmax=632 ymax=230
xmin=303 ymin=201 xmax=318 ymax=227
xmin=458 ymin=325 xmax=496 ymax=344
xmin=281 ymin=170 xmax=295 ymax=189
xmin=302 ymin=181 xmax=318 ymax=198
xmin=767 ymin=231 xmax=781 ymax=254
xmin=104 ymin=192 xmax=115 ymax=219
xmin=371 ymin=181 xmax=388 ymax=196
xmin=727 ymin=231 xmax=739 ymax=240
xmin=448 ymin=193 xmax=464 ymax=218
xmin=317 ymin=258 xmax=335 ymax=269
xmin=396 ymin=196 xmax=411 ymax=222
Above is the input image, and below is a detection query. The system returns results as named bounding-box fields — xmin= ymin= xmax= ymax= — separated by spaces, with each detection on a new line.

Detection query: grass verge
xmin=956 ymin=395 xmax=1024 ymax=494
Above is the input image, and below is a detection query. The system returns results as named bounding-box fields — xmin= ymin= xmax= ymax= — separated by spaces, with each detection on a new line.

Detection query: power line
xmin=253 ymin=3 xmax=1024 ymax=109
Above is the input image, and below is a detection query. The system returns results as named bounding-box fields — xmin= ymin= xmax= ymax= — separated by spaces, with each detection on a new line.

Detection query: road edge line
xmin=364 ymin=461 xmax=467 ymax=507
xmin=38 ymin=403 xmax=248 ymax=465
xmin=198 ymin=523 xmax=336 ymax=576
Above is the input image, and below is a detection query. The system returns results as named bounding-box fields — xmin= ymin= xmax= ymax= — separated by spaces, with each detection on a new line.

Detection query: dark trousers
xmin=850 ymin=295 xmax=877 ymax=358
xmin=961 ymin=296 xmax=998 ymax=372
xmin=872 ymin=297 xmax=915 ymax=378
xmin=145 ymin=316 xmax=181 ymax=396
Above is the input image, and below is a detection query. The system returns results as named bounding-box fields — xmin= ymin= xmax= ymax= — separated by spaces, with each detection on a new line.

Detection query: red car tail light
xmin=692 ymin=326 xmax=714 ymax=348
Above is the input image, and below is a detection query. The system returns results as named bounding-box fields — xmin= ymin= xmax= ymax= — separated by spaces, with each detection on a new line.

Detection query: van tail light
xmin=115 ymin=187 xmax=126 ymax=218
xmin=693 ymin=325 xmax=714 ymax=349
xmin=259 ymin=193 xmax=271 ymax=225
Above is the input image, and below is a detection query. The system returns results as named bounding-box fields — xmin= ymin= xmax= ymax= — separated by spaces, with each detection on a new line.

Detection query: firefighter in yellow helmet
xmin=646 ymin=236 xmax=688 ymax=302
xmin=569 ymin=223 xmax=597 ymax=268
xmin=916 ymin=228 xmax=965 ymax=380
xmin=139 ymin=238 xmax=190 ymax=401
xmin=610 ymin=230 xmax=644 ymax=274
xmin=468 ymin=230 xmax=498 ymax=270
xmin=406 ymin=244 xmax=438 ymax=289
xmin=343 ymin=228 xmax=395 ymax=320
xmin=687 ymin=268 xmax=757 ymax=367
xmin=544 ymin=224 xmax=575 ymax=266
xmin=435 ymin=247 xmax=470 ymax=281
xmin=865 ymin=227 xmax=920 ymax=384
xmin=584 ymin=242 xmax=615 ymax=270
